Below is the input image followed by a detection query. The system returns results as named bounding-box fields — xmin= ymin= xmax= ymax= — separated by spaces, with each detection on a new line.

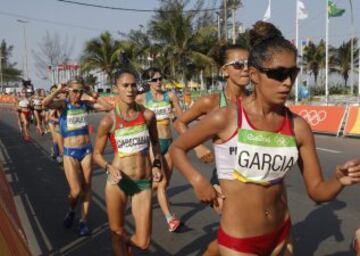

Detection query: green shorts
xmin=108 ymin=175 xmax=151 ymax=196
xmin=159 ymin=138 xmax=173 ymax=155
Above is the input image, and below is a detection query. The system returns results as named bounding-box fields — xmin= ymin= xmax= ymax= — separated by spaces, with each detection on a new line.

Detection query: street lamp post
xmin=216 ymin=12 xmax=221 ymax=41
xmin=224 ymin=0 xmax=227 ymax=41
xmin=232 ymin=5 xmax=236 ymax=44
xmin=17 ymin=19 xmax=29 ymax=80
xmin=0 ymin=54 xmax=3 ymax=93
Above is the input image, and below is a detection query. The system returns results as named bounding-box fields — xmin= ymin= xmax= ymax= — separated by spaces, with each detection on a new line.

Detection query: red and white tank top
xmin=109 ymin=104 xmax=150 ymax=158
xmin=214 ymin=99 xmax=299 ymax=185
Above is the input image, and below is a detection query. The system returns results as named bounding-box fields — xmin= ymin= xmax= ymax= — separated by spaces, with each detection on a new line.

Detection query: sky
xmin=0 ymin=0 xmax=358 ymax=89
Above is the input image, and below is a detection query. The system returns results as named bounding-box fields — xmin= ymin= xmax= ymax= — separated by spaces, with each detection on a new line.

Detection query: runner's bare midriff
xmin=111 ymin=152 xmax=152 ymax=180
xmin=64 ymin=134 xmax=91 ymax=148
xmin=157 ymin=123 xmax=171 ymax=139
xmin=219 ymin=179 xmax=289 ymax=238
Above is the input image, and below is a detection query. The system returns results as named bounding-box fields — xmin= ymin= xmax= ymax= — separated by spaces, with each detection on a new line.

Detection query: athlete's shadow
xmin=292 ymin=199 xmax=346 ymax=255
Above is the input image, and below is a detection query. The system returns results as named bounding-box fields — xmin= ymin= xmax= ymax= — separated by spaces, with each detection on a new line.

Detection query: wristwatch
xmin=152 ymin=159 xmax=161 ymax=169
xmin=104 ymin=162 xmax=109 ymax=174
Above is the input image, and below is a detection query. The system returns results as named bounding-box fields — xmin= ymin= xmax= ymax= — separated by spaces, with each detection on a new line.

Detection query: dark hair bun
xmin=249 ymin=21 xmax=283 ymax=47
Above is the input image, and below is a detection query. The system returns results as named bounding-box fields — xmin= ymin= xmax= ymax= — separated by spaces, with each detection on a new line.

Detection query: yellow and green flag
xmin=328 ymin=0 xmax=345 ymax=17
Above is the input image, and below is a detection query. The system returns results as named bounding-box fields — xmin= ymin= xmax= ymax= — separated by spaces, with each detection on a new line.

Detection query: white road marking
xmin=316 ymin=147 xmax=341 ymax=154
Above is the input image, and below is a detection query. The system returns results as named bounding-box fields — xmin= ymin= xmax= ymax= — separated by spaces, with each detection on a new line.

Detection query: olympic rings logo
xmin=274 ymin=136 xmax=287 ymax=146
xmin=299 ymin=109 xmax=327 ymax=126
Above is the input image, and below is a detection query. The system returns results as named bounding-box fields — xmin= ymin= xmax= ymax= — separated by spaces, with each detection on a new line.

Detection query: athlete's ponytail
xmin=248 ymin=21 xmax=297 ymax=69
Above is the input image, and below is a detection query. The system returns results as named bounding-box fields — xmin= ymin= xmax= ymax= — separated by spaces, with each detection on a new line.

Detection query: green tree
xmin=148 ymin=0 xmax=216 ymax=82
xmin=0 ymin=40 xmax=22 ymax=84
xmin=302 ymin=40 xmax=325 ymax=85
xmin=80 ymin=32 xmax=123 ymax=84
xmin=329 ymin=38 xmax=358 ymax=87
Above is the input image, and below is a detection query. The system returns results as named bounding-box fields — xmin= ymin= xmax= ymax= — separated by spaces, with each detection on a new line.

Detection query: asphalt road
xmin=1 ymin=107 xmax=360 ymax=256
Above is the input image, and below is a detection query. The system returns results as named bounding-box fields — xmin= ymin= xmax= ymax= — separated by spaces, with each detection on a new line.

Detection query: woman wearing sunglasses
xmin=136 ymin=67 xmax=183 ymax=232
xmin=174 ymin=44 xmax=249 ymax=165
xmin=42 ymin=77 xmax=112 ymax=236
xmin=170 ymin=21 xmax=360 ymax=256
xmin=174 ymin=44 xmax=249 ymax=255
xmin=93 ymin=70 xmax=162 ymax=255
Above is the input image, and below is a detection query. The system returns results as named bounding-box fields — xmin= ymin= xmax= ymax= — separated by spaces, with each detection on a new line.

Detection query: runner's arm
xmin=84 ymin=95 xmax=113 ymax=112
xmin=93 ymin=113 xmax=113 ymax=170
xmin=295 ymin=116 xmax=360 ymax=203
xmin=145 ymin=109 xmax=161 ymax=162
xmin=170 ymin=107 xmax=230 ymax=205
xmin=173 ymin=95 xmax=217 ymax=134
xmin=42 ymin=84 xmax=66 ymax=109
xmin=145 ymin=109 xmax=162 ymax=181
xmin=168 ymin=91 xmax=183 ymax=119
xmin=173 ymin=95 xmax=218 ymax=163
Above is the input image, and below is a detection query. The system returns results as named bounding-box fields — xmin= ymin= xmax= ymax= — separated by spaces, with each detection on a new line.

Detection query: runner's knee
xmin=355 ymin=228 xmax=360 ymax=238
xmin=69 ymin=187 xmax=81 ymax=199
xmin=131 ymin=235 xmax=150 ymax=250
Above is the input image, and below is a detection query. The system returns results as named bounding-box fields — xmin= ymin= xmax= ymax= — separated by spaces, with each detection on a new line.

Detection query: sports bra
xmin=18 ymin=98 xmax=30 ymax=108
xmin=145 ymin=91 xmax=172 ymax=125
xmin=109 ymin=104 xmax=150 ymax=158
xmin=215 ymin=99 xmax=298 ymax=186
xmin=59 ymin=100 xmax=89 ymax=138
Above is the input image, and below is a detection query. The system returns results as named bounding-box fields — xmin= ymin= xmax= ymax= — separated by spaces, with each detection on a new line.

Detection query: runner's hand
xmin=57 ymin=83 xmax=67 ymax=93
xmin=152 ymin=167 xmax=162 ymax=182
xmin=81 ymin=93 xmax=96 ymax=102
xmin=212 ymin=184 xmax=226 ymax=215
xmin=107 ymin=164 xmax=122 ymax=185
xmin=195 ymin=145 xmax=214 ymax=164
xmin=336 ymin=159 xmax=360 ymax=185
xmin=193 ymin=176 xmax=218 ymax=206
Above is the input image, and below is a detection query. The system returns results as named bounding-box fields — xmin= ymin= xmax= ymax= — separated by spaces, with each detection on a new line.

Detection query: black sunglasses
xmin=224 ymin=59 xmax=248 ymax=70
xmin=255 ymin=65 xmax=300 ymax=82
xmin=70 ymin=89 xmax=84 ymax=94
xmin=150 ymin=77 xmax=163 ymax=83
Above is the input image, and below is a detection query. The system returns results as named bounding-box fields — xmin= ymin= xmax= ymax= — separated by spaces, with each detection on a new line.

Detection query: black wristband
xmin=104 ymin=162 xmax=109 ymax=173
xmin=152 ymin=159 xmax=161 ymax=169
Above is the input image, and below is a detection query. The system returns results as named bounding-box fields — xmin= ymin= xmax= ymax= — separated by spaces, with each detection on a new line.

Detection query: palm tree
xmin=80 ymin=32 xmax=123 ymax=84
xmin=329 ymin=38 xmax=358 ymax=87
xmin=148 ymin=0 xmax=216 ymax=82
xmin=302 ymin=40 xmax=325 ymax=85
xmin=0 ymin=40 xmax=22 ymax=84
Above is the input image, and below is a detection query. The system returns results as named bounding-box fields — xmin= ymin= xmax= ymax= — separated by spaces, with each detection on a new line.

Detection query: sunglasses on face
xmin=150 ymin=77 xmax=163 ymax=83
xmin=224 ymin=59 xmax=248 ymax=70
xmin=255 ymin=65 xmax=300 ymax=82
xmin=69 ymin=89 xmax=84 ymax=94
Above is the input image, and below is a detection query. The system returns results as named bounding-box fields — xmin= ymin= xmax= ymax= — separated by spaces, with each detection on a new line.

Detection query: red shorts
xmin=21 ymin=110 xmax=31 ymax=120
xmin=218 ymin=218 xmax=291 ymax=256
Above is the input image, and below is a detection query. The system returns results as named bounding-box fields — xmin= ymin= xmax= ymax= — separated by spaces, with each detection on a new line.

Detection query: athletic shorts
xmin=159 ymin=138 xmax=172 ymax=155
xmin=63 ymin=144 xmax=92 ymax=161
xmin=217 ymin=217 xmax=291 ymax=256
xmin=107 ymin=174 xmax=151 ymax=196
